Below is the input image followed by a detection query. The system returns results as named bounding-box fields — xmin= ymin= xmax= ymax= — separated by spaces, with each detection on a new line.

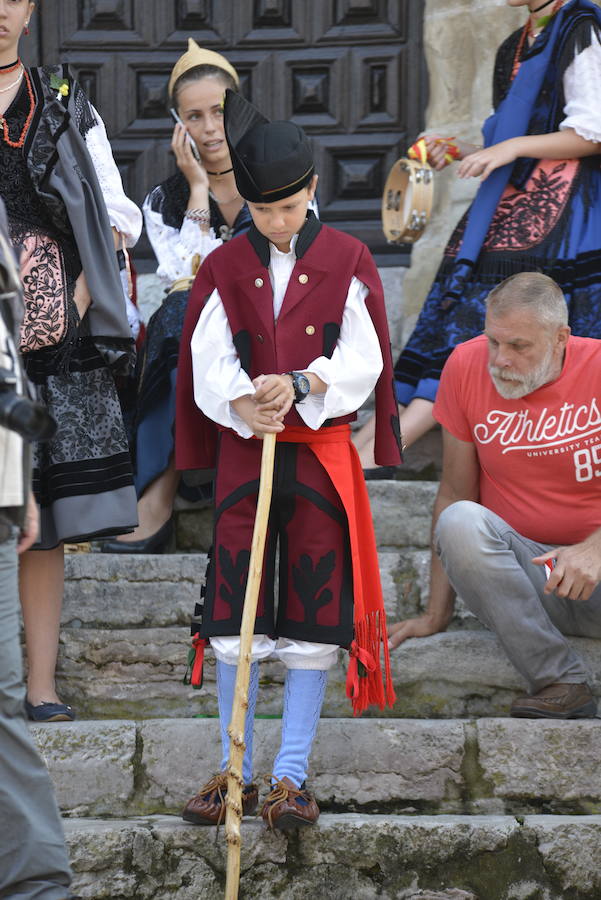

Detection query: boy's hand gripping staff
xmin=225 ymin=432 xmax=277 ymax=900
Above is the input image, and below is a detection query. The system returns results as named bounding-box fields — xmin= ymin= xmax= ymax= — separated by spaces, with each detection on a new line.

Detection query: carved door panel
xmin=25 ymin=0 xmax=426 ymax=266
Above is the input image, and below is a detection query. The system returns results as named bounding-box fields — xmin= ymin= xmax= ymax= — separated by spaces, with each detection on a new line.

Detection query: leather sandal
xmin=182 ymin=773 xmax=258 ymax=826
xmin=260 ymin=775 xmax=320 ymax=830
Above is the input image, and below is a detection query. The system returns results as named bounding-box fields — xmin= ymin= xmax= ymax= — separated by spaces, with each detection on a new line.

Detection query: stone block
xmin=31 ymin=721 xmax=136 ymax=816
xmin=167 ymin=480 xmax=439 ymax=551
xmin=138 ymin=718 xmax=466 ymax=814
xmin=35 ymin=717 xmax=601 ymax=818
xmin=476 ymin=719 xmax=601 ymax=812
xmin=425 ymin=11 xmax=477 ymax=125
xmin=368 ymin=481 xmax=437 ymax=548
xmin=63 ymin=554 xmax=206 ymax=628
xmin=63 ymin=814 xmax=601 ymax=899
xmin=56 ymin=626 xmax=198 ymax=719
xmin=380 ymin=631 xmax=601 ymax=719
xmin=175 ymin=507 xmax=214 ymax=552
xmin=56 ymin=623 xmax=601 ymax=722
xmin=62 ymin=541 xmax=481 ymax=646
xmin=527 ymin=815 xmax=601 ymax=896
xmin=380 ymin=266 xmax=406 ymax=361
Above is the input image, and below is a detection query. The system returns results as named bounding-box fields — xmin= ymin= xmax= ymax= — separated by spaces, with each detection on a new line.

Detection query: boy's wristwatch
xmin=286 ymin=371 xmax=311 ymax=404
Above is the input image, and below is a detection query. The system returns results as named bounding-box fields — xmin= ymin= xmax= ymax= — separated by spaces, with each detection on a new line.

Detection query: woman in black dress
xmin=0 ymin=0 xmax=141 ymax=719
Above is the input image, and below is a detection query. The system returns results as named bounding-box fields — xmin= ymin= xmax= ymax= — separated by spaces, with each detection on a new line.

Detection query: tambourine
xmin=381 ymin=157 xmax=433 ymax=245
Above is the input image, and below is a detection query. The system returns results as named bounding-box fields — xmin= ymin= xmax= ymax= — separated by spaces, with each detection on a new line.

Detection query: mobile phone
xmin=169 ymin=107 xmax=202 ymax=163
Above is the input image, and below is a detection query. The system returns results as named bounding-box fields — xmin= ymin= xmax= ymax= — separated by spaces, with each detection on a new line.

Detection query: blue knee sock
xmin=273 ymin=668 xmax=328 ymax=787
xmin=216 ymin=659 xmax=259 ymax=786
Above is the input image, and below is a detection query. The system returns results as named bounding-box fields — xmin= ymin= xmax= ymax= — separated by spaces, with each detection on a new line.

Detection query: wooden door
xmin=24 ymin=1 xmax=426 ymax=267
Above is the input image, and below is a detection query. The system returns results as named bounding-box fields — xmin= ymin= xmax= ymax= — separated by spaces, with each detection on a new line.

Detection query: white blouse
xmin=143 ymin=193 xmax=224 ymax=285
xmin=84 ymin=106 xmax=142 ymax=247
xmin=190 ymin=237 xmax=383 ymax=439
xmin=560 ymin=30 xmax=601 ymax=142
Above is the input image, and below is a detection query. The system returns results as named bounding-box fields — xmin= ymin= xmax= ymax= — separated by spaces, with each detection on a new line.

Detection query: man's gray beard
xmin=489 ymin=346 xmax=556 ymax=399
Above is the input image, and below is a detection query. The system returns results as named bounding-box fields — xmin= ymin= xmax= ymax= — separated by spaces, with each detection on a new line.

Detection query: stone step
xmin=62 ymin=549 xmax=441 ymax=628
xmin=33 ymin=717 xmax=601 ymax=818
xmin=63 ymin=544 xmax=483 ymax=636
xmin=173 ymin=479 xmax=437 ymax=552
xmin=54 ymin=628 xmax=601 ymax=720
xmin=63 ymin=813 xmax=601 ymax=899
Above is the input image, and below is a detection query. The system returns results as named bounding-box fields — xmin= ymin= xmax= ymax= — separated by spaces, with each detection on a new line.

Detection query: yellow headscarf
xmin=168 ymin=38 xmax=239 ymax=99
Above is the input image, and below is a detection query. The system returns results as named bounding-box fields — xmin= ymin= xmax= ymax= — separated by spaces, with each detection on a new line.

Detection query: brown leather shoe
xmin=510 ymin=682 xmax=597 ymax=719
xmin=261 ymin=776 xmax=320 ymax=830
xmin=182 ymin=773 xmax=259 ymax=826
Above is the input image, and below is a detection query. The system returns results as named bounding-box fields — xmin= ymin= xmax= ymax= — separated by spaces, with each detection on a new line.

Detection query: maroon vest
xmin=215 ymin=229 xmax=361 ymax=427
xmin=176 ymin=219 xmax=401 ymax=469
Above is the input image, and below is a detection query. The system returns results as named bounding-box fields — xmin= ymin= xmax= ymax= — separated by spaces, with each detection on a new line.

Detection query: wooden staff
xmin=224 ymin=431 xmax=277 ymax=900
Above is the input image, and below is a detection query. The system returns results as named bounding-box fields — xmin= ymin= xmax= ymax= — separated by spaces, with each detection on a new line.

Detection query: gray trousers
xmin=435 ymin=501 xmax=601 ymax=693
xmin=0 ymin=532 xmax=72 ymax=900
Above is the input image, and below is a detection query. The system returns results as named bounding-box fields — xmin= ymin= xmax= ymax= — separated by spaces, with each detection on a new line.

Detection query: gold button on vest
xmin=305 ymin=325 xmax=315 ymax=335
xmin=254 ymin=277 xmax=263 ymax=288
xmin=298 ymin=273 xmax=309 ymax=284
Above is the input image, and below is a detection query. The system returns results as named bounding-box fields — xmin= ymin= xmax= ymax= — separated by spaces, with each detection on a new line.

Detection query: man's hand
xmin=388 ymin=614 xmax=446 ymax=649
xmin=533 ymin=533 xmax=601 ymax=602
xmin=17 ymin=491 xmax=38 ymax=554
xmin=388 ymin=612 xmax=449 ymax=650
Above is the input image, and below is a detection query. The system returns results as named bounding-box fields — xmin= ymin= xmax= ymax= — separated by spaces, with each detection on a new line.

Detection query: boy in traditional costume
xmin=176 ymin=91 xmax=401 ymax=830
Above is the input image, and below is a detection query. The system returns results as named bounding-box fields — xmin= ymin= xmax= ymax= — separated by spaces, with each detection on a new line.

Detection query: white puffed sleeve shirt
xmin=560 ymin=30 xmax=601 ymax=142
xmin=83 ymin=106 xmax=143 ymax=247
xmin=190 ymin=234 xmax=383 ymax=439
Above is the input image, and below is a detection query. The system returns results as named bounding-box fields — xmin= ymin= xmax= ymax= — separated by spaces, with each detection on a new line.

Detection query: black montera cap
xmin=224 ymin=89 xmax=315 ymax=203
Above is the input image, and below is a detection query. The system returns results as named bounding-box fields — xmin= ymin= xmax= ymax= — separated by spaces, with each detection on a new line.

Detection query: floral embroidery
xmin=19 ymin=232 xmax=70 ymax=353
xmin=483 ymin=159 xmax=578 ymax=251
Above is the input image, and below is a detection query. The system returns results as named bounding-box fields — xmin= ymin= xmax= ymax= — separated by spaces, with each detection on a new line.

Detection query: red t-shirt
xmin=433 ymin=335 xmax=601 ymax=545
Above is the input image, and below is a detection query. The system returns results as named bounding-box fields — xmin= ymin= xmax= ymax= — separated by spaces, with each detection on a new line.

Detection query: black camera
xmin=0 ymin=367 xmax=56 ymax=442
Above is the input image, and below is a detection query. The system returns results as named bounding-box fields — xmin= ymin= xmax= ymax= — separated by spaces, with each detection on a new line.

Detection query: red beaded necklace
xmin=0 ymin=66 xmax=35 ymax=149
xmin=511 ymin=0 xmax=564 ymax=80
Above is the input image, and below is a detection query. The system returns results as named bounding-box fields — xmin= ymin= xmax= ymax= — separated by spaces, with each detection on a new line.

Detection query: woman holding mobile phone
xmin=102 ymin=40 xmax=252 ymax=552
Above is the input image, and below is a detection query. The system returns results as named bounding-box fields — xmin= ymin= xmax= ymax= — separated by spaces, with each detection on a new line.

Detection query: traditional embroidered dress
xmin=177 ymin=214 xmax=401 ymax=713
xmin=0 ymin=65 xmax=141 ymax=548
xmin=395 ymin=0 xmax=601 ymax=404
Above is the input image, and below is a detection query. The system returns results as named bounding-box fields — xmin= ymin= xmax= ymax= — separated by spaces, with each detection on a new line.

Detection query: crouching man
xmin=390 ymin=272 xmax=601 ymax=718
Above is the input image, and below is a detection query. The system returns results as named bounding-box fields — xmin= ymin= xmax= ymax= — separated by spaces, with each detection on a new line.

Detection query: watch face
xmin=296 ymin=373 xmax=310 ymax=396
xmin=291 ymin=371 xmax=310 ymax=402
